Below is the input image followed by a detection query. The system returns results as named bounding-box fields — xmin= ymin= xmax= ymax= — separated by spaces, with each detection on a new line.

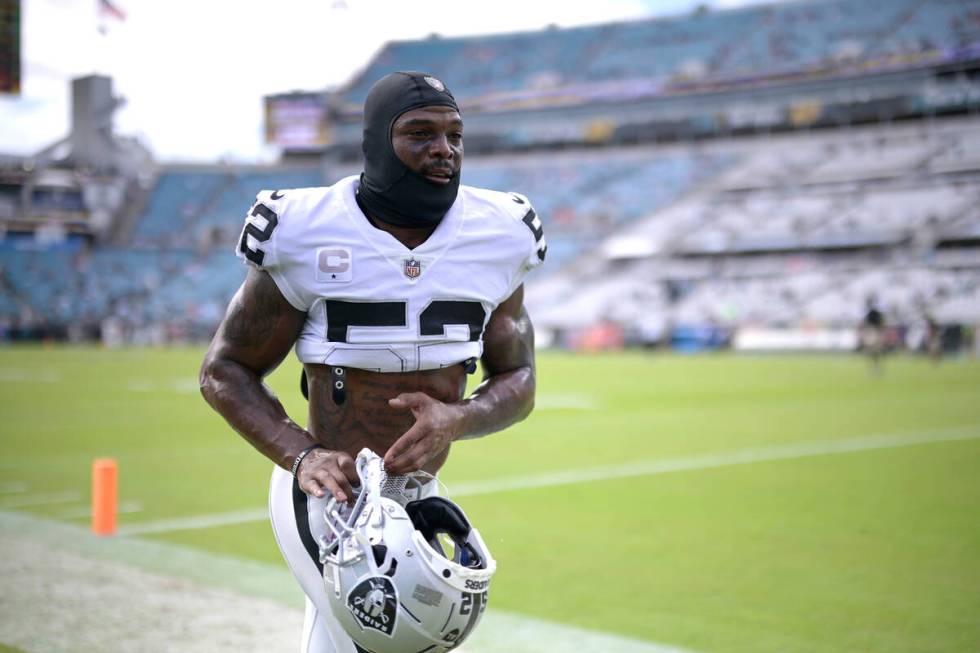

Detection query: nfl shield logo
xmin=404 ymin=258 xmax=421 ymax=279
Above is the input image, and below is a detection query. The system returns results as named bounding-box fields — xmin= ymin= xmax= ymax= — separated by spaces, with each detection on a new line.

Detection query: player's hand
xmin=384 ymin=392 xmax=463 ymax=475
xmin=296 ymin=449 xmax=359 ymax=502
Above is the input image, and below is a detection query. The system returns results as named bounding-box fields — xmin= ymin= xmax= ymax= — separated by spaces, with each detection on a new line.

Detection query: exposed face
xmin=390 ymin=106 xmax=463 ymax=187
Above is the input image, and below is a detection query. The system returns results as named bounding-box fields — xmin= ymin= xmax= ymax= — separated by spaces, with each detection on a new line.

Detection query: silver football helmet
xmin=319 ymin=449 xmax=496 ymax=653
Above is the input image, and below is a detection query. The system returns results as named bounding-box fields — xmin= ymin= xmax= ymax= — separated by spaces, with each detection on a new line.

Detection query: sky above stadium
xmin=1 ymin=0 xmax=776 ymax=163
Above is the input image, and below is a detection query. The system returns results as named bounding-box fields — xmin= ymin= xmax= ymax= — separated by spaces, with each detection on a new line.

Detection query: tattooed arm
xmin=384 ymin=284 xmax=536 ymax=474
xmin=199 ymin=268 xmax=358 ymax=500
xmin=456 ymin=283 xmax=537 ymax=436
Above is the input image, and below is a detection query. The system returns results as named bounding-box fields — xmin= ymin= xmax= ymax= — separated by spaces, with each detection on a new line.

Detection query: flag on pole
xmin=97 ymin=0 xmax=125 ymax=35
xmin=99 ymin=0 xmax=126 ymax=22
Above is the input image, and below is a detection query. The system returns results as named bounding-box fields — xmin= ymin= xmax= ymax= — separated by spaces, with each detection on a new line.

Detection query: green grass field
xmin=1 ymin=346 xmax=979 ymax=652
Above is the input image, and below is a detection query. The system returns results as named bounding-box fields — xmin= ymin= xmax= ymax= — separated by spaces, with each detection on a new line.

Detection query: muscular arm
xmin=384 ymin=284 xmax=536 ymax=473
xmin=199 ymin=268 xmax=312 ymax=469
xmin=200 ymin=268 xmax=358 ymax=499
xmin=456 ymin=283 xmax=536 ymax=437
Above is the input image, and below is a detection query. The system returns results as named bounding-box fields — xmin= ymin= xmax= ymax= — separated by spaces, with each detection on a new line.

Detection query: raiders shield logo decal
xmin=423 ymin=75 xmax=446 ymax=92
xmin=403 ymin=257 xmax=421 ymax=279
xmin=347 ymin=577 xmax=398 ymax=636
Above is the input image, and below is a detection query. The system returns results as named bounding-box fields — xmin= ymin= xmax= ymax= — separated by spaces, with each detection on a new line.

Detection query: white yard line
xmin=0 ymin=510 xmax=698 ymax=653
xmin=0 ymin=481 xmax=28 ymax=494
xmin=125 ymin=377 xmax=202 ymax=394
xmin=534 ymin=393 xmax=601 ymax=410
xmin=0 ymin=442 xmax=248 ymax=471
xmin=463 ymin=611 xmax=695 ymax=653
xmin=0 ymin=369 xmax=60 ymax=383
xmin=0 ymin=491 xmax=81 ymax=509
xmin=116 ymin=507 xmax=268 ymax=536
xmin=112 ymin=424 xmax=980 ymax=535
xmin=57 ymin=500 xmax=143 ymax=520
xmin=452 ymin=424 xmax=980 ymax=497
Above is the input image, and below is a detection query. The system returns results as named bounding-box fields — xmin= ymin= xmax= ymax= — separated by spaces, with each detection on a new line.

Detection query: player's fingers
xmin=298 ymin=475 xmax=327 ymax=499
xmin=384 ymin=423 xmax=423 ymax=466
xmin=327 ymin=465 xmax=358 ymax=502
xmin=385 ymin=454 xmax=421 ymax=476
xmin=314 ymin=467 xmax=351 ymax=503
xmin=335 ymin=454 xmax=360 ymax=487
xmin=393 ymin=441 xmax=430 ymax=475
xmin=388 ymin=391 xmax=430 ymax=410
xmin=384 ymin=446 xmax=414 ymax=474
xmin=385 ymin=439 xmax=431 ymax=474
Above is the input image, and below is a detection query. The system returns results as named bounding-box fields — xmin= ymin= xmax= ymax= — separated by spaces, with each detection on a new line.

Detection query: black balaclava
xmin=357 ymin=71 xmax=461 ymax=228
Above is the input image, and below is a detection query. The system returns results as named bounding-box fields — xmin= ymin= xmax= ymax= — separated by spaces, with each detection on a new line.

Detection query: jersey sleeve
xmin=507 ymin=192 xmax=547 ymax=270
xmin=236 ymin=190 xmax=286 ymax=271
xmin=235 ymin=189 xmax=312 ymax=311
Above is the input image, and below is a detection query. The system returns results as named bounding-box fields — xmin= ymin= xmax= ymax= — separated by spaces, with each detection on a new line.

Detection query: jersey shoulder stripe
xmin=515 ymin=200 xmax=546 ymax=264
xmin=459 ymin=186 xmax=546 ymax=268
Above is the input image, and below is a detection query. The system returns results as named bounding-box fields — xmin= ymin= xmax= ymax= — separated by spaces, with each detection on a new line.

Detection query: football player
xmin=861 ymin=295 xmax=886 ymax=376
xmin=200 ymin=71 xmax=545 ymax=652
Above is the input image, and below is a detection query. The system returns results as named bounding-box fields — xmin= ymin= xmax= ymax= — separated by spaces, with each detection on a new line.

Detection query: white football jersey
xmin=236 ymin=175 xmax=546 ymax=373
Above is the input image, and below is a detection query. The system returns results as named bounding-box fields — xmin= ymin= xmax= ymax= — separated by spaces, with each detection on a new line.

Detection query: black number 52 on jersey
xmin=325 ymin=300 xmax=488 ymax=343
xmin=239 ymin=203 xmax=279 ymax=266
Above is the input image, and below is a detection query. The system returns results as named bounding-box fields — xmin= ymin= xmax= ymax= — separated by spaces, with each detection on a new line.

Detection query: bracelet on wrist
xmin=291 ymin=444 xmax=325 ymax=478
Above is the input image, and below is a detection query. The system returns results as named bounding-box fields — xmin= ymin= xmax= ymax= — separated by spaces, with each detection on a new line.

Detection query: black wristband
xmin=291 ymin=444 xmax=325 ymax=478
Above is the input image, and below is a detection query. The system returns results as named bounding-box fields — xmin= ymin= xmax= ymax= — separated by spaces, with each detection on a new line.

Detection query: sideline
xmin=0 ymin=510 xmax=697 ymax=653
xmin=451 ymin=424 xmax=980 ymax=496
xmin=0 ymin=531 xmax=303 ymax=653
xmin=117 ymin=424 xmax=979 ymax=535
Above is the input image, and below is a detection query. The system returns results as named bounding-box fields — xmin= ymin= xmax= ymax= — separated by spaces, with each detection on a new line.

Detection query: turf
xmin=0 ymin=644 xmax=28 ymax=653
xmin=1 ymin=347 xmax=978 ymax=652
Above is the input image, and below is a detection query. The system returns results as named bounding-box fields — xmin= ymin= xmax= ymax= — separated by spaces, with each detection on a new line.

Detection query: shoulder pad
xmin=236 ymin=189 xmax=288 ymax=269
xmin=506 ymin=192 xmax=546 ymax=267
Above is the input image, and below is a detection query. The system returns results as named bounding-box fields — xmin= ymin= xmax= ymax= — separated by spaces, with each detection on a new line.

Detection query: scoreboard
xmin=264 ymin=92 xmax=331 ymax=151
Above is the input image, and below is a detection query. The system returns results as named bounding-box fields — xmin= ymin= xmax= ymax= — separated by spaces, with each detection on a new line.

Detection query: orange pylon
xmin=92 ymin=458 xmax=117 ymax=535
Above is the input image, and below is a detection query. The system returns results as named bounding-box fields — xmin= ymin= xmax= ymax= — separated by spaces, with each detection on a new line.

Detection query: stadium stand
xmin=335 ymin=0 xmax=980 ymax=110
xmin=130 ymin=167 xmax=324 ymax=246
xmin=461 ymin=148 xmax=735 ymax=267
xmin=2 ymin=0 xmax=979 ymax=353
xmin=539 ymin=116 xmax=980 ymax=349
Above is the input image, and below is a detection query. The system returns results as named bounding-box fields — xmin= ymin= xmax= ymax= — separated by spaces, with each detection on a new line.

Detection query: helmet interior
xmin=406 ymin=497 xmax=483 ymax=568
